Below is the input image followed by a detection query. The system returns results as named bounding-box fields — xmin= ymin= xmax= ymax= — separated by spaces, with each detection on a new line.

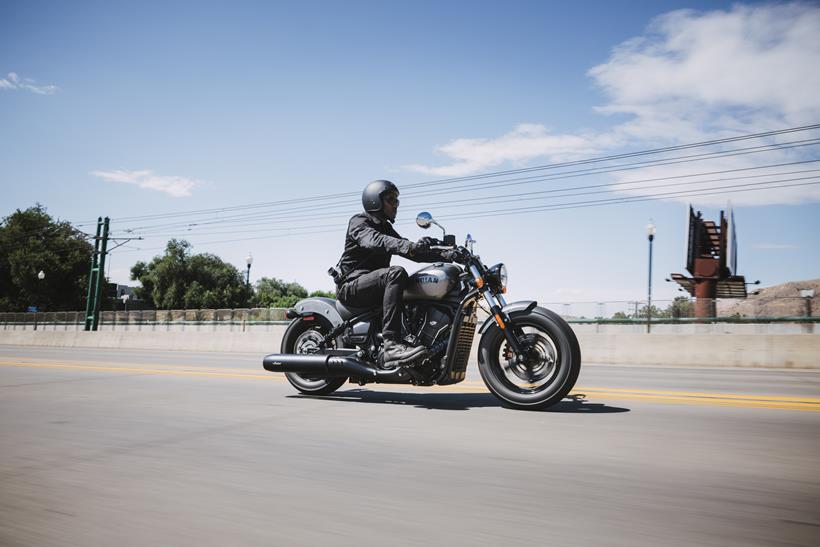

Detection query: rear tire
xmin=478 ymin=307 xmax=581 ymax=410
xmin=281 ymin=316 xmax=347 ymax=396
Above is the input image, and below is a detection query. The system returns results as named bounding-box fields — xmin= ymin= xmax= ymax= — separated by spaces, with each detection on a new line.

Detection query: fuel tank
xmin=403 ymin=263 xmax=462 ymax=302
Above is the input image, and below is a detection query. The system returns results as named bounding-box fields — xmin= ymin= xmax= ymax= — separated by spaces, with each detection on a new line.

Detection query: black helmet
xmin=362 ymin=180 xmax=399 ymax=212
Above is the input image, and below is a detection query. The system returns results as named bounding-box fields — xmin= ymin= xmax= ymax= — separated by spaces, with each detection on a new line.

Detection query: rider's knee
xmin=387 ymin=265 xmax=408 ymax=283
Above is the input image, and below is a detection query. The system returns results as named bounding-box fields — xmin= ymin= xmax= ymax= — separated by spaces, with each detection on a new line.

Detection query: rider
xmin=331 ymin=180 xmax=455 ymax=366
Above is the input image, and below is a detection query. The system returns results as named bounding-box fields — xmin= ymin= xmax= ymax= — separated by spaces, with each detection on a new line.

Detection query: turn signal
xmin=475 ymin=277 xmax=485 ymax=288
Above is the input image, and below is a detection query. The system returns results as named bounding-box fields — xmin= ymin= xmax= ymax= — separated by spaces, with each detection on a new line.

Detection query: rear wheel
xmin=478 ymin=308 xmax=581 ymax=410
xmin=281 ymin=317 xmax=347 ymax=395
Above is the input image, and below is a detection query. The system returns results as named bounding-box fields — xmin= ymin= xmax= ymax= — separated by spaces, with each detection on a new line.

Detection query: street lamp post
xmin=646 ymin=222 xmax=656 ymax=334
xmin=34 ymin=270 xmax=45 ymax=331
xmin=245 ymin=252 xmax=253 ymax=289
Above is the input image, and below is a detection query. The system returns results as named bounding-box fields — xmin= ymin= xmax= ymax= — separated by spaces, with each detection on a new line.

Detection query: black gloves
xmin=440 ymin=248 xmax=465 ymax=263
xmin=409 ymin=237 xmax=465 ymax=263
xmin=409 ymin=236 xmax=438 ymax=257
xmin=416 ymin=236 xmax=439 ymax=250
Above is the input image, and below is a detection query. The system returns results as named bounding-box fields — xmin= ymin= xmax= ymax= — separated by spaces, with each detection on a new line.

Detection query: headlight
xmin=498 ymin=264 xmax=508 ymax=292
xmin=489 ymin=263 xmax=507 ymax=293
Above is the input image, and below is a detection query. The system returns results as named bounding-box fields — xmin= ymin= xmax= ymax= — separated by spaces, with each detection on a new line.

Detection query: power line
xmin=85 ymin=123 xmax=820 ymax=227
xmin=403 ymin=139 xmax=820 ymax=198
xmin=439 ymin=179 xmax=820 ymax=221
xmin=110 ymin=177 xmax=820 ymax=252
xmin=115 ymin=156 xmax=820 ymax=237
xmin=122 ymin=171 xmax=820 ymax=239
xmin=110 ymin=140 xmax=820 ymax=235
xmin=399 ymin=123 xmax=820 ymax=187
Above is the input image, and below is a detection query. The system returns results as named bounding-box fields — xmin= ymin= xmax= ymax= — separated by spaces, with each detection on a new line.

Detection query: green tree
xmin=309 ymin=289 xmax=336 ymax=299
xmin=666 ymin=296 xmax=694 ymax=318
xmin=130 ymin=239 xmax=251 ymax=309
xmin=637 ymin=304 xmax=666 ymax=319
xmin=0 ymin=204 xmax=93 ymax=311
xmin=252 ymin=277 xmax=311 ymax=308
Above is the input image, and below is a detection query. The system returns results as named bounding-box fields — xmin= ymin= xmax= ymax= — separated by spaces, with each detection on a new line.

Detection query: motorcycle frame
xmin=293 ymin=285 xmax=480 ymax=386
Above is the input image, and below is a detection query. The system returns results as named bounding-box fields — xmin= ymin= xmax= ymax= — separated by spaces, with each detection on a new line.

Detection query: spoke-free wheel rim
xmin=496 ymin=326 xmax=558 ymax=393
xmin=295 ymin=329 xmax=324 ymax=355
xmin=292 ymin=328 xmax=330 ymax=386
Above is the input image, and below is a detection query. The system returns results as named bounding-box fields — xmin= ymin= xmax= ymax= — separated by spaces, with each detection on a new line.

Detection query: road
xmin=0 ymin=346 xmax=818 ymax=547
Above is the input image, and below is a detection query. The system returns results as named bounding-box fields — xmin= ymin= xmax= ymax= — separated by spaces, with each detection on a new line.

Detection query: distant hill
xmin=717 ymin=278 xmax=819 ymax=318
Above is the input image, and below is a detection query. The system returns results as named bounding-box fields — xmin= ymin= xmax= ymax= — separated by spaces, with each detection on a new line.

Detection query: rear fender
xmin=288 ymin=297 xmax=344 ymax=329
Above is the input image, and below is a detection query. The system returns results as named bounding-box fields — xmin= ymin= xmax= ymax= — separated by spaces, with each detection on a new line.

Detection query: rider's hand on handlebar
xmin=409 ymin=240 xmax=430 ymax=257
xmin=415 ymin=236 xmax=439 ymax=251
xmin=440 ymin=247 xmax=467 ymax=264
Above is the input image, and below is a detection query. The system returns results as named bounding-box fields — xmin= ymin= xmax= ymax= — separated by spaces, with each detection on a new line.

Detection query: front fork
xmin=483 ymin=291 xmax=527 ymax=361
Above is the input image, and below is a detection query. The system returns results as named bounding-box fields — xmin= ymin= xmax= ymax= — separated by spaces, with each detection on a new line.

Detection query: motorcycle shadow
xmin=289 ymin=391 xmax=630 ymax=413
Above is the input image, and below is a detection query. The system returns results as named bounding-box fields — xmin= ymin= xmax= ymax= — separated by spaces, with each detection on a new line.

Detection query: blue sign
xmin=27 ymin=306 xmax=38 ymax=313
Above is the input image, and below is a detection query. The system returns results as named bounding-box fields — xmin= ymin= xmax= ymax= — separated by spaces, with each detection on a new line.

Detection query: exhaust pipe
xmin=263 ymin=353 xmax=376 ymax=379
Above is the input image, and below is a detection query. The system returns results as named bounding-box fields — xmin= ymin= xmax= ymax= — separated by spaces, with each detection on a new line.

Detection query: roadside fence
xmin=0 ymin=308 xmax=290 ymax=332
xmin=1 ymin=296 xmax=817 ymax=333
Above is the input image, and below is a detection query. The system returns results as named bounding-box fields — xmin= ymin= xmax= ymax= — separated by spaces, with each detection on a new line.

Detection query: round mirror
xmin=416 ymin=211 xmax=433 ymax=229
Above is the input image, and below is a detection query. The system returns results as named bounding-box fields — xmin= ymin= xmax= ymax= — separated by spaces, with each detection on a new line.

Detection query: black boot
xmin=383 ymin=339 xmax=428 ymax=366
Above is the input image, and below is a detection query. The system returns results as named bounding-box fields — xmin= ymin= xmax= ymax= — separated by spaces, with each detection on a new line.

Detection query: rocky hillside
xmin=717 ymin=278 xmax=819 ymax=317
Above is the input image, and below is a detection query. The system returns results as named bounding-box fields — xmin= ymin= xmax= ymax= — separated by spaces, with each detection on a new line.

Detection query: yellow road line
xmin=0 ymin=360 xmax=281 ymax=381
xmin=572 ymin=386 xmax=820 ymax=403
xmin=1 ymin=359 xmax=819 ymax=412
xmin=0 ymin=356 xmax=292 ymax=378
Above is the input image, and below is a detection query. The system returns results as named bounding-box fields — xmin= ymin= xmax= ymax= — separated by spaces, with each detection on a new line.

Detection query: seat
xmin=335 ymin=300 xmax=377 ymax=321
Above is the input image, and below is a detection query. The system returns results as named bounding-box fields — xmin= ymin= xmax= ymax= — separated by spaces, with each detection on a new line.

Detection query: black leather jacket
xmin=334 ymin=212 xmax=448 ymax=285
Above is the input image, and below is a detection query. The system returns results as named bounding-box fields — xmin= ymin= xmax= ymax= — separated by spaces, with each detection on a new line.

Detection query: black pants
xmin=337 ymin=266 xmax=407 ymax=341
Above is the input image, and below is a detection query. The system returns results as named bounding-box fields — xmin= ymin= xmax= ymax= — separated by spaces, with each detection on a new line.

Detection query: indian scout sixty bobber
xmin=262 ymin=212 xmax=581 ymax=410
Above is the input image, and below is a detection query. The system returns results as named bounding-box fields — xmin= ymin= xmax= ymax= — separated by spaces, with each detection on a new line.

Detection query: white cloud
xmin=587 ymin=3 xmax=820 ymax=143
xmin=0 ymin=72 xmax=59 ymax=95
xmin=406 ymin=3 xmax=820 ymax=205
xmin=91 ymin=169 xmax=201 ymax=197
xmin=404 ymin=124 xmax=613 ymax=177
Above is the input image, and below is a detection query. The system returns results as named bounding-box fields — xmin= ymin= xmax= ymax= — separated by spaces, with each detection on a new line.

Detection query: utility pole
xmin=646 ymin=222 xmax=656 ymax=333
xmin=84 ymin=217 xmax=110 ymax=331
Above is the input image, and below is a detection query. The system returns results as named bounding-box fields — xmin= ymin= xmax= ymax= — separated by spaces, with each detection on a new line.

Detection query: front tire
xmin=281 ymin=316 xmax=347 ymax=396
xmin=478 ymin=308 xmax=581 ymax=410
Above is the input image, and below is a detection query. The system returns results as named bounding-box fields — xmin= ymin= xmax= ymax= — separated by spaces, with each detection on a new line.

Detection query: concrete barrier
xmin=0 ymin=329 xmax=287 ymax=354
xmin=1 ymin=329 xmax=818 ymax=368
xmin=575 ymin=333 xmax=819 ymax=368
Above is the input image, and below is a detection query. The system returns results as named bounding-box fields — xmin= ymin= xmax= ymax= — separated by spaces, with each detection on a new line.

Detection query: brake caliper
xmin=502 ymin=343 xmax=515 ymax=362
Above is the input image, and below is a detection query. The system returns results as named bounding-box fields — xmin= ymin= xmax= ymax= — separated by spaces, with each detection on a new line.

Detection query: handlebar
xmin=419 ymin=238 xmax=471 ymax=264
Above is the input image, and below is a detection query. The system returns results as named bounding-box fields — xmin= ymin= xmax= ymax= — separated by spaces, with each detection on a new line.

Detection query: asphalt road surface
xmin=1 ymin=346 xmax=818 ymax=547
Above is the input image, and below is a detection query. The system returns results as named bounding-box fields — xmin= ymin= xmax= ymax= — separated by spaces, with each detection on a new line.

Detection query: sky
xmin=2 ymin=0 xmax=819 ymax=314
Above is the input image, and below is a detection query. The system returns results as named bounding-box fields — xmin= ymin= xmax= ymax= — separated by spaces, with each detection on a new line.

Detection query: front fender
xmin=478 ymin=300 xmax=538 ymax=334
xmin=289 ymin=297 xmax=344 ymax=329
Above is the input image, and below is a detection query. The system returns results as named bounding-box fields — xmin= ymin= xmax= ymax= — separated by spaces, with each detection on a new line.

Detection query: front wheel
xmin=281 ymin=316 xmax=347 ymax=396
xmin=478 ymin=308 xmax=581 ymax=410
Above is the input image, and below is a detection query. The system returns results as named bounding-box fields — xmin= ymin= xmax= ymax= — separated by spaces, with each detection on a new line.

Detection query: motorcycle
xmin=262 ymin=211 xmax=581 ymax=410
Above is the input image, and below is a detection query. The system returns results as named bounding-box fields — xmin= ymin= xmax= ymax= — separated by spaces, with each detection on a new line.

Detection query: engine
xmin=403 ymin=304 xmax=452 ymax=348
